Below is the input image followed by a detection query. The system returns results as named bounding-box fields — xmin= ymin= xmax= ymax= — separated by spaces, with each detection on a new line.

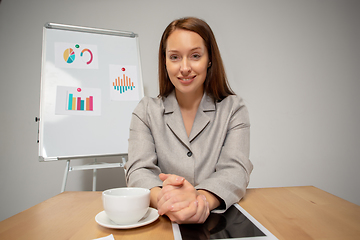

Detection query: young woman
xmin=125 ymin=17 xmax=253 ymax=224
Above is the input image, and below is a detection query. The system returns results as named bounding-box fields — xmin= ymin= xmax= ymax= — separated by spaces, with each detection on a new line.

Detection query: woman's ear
xmin=208 ymin=61 xmax=212 ymax=68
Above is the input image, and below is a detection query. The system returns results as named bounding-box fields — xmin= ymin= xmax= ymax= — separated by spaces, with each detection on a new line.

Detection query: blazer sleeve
xmin=195 ymin=97 xmax=253 ymax=210
xmin=125 ymin=97 xmax=163 ymax=189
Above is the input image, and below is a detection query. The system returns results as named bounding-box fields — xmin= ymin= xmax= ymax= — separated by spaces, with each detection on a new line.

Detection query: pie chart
xmin=63 ymin=48 xmax=75 ymax=63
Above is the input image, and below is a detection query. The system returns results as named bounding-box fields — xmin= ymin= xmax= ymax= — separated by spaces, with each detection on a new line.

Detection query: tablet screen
xmin=172 ymin=204 xmax=278 ymax=240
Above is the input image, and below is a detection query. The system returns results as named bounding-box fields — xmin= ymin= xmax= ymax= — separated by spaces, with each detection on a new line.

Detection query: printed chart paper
xmin=109 ymin=64 xmax=140 ymax=101
xmin=55 ymin=86 xmax=101 ymax=116
xmin=55 ymin=42 xmax=99 ymax=69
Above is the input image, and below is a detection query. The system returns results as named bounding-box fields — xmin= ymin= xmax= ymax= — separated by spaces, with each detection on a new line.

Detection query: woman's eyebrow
xmin=167 ymin=47 xmax=203 ymax=53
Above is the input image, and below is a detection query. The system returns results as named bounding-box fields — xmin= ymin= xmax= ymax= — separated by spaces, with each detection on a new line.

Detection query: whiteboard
xmin=38 ymin=23 xmax=144 ymax=161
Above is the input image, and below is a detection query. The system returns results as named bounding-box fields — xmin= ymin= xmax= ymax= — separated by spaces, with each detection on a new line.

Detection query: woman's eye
xmin=169 ymin=55 xmax=179 ymax=60
xmin=192 ymin=54 xmax=201 ymax=59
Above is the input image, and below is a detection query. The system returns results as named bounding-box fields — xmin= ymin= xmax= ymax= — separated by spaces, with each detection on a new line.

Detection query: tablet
xmin=172 ymin=204 xmax=278 ymax=240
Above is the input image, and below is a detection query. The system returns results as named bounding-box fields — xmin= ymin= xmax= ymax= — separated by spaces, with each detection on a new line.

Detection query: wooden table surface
xmin=239 ymin=186 xmax=360 ymax=240
xmin=0 ymin=186 xmax=359 ymax=240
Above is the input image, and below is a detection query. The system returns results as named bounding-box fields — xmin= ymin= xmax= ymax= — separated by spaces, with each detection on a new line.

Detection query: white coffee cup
xmin=102 ymin=187 xmax=150 ymax=224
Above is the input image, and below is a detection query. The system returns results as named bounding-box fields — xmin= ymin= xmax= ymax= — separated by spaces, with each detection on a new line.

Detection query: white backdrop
xmin=0 ymin=0 xmax=359 ymax=221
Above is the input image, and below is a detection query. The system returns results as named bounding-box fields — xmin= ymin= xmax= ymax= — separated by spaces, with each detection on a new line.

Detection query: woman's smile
xmin=178 ymin=75 xmax=196 ymax=83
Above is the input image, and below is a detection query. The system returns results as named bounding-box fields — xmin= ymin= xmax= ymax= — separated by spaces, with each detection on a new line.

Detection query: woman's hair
xmin=158 ymin=17 xmax=235 ymax=101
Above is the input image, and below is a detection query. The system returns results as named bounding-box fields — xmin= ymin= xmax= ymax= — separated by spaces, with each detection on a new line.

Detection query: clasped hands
xmin=156 ymin=173 xmax=210 ymax=224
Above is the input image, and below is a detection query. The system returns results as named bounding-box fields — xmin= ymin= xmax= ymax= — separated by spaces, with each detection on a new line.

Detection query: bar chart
xmin=109 ymin=65 xmax=140 ymax=101
xmin=112 ymin=74 xmax=135 ymax=94
xmin=56 ymin=86 xmax=101 ymax=116
xmin=67 ymin=93 xmax=94 ymax=111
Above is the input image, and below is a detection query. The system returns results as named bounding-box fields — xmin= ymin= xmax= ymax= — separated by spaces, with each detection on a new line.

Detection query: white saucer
xmin=95 ymin=208 xmax=159 ymax=229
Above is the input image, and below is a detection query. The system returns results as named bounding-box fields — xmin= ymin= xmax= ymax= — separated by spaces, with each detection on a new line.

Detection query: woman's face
xmin=165 ymin=29 xmax=209 ymax=98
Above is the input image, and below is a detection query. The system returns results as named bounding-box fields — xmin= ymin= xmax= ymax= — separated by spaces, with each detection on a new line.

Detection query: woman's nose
xmin=180 ymin=59 xmax=191 ymax=75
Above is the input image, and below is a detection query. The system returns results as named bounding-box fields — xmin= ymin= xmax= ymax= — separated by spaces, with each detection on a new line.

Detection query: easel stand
xmin=61 ymin=155 xmax=127 ymax=192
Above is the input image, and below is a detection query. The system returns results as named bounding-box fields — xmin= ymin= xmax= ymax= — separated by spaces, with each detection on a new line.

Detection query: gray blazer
xmin=125 ymin=91 xmax=253 ymax=210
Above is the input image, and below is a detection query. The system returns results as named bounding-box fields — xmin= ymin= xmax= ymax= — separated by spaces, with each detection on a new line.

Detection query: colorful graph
xmin=63 ymin=48 xmax=75 ymax=63
xmin=80 ymin=48 xmax=93 ymax=65
xmin=67 ymin=93 xmax=94 ymax=111
xmin=112 ymin=74 xmax=136 ymax=94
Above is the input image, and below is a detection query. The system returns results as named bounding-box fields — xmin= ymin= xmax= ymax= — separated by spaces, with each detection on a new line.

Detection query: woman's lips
xmin=178 ymin=76 xmax=196 ymax=84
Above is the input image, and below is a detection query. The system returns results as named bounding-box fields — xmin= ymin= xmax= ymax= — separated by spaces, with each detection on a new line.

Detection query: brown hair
xmin=158 ymin=17 xmax=235 ymax=101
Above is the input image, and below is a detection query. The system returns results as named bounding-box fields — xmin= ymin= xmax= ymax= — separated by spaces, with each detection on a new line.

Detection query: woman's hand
xmin=157 ymin=173 xmax=195 ymax=214
xmin=157 ymin=173 xmax=210 ymax=224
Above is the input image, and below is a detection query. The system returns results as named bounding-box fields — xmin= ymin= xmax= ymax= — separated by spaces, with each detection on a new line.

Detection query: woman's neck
xmin=175 ymin=89 xmax=204 ymax=137
xmin=175 ymin=89 xmax=203 ymax=111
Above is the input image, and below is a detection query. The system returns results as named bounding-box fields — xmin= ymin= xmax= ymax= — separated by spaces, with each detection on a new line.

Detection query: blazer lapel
xmin=189 ymin=93 xmax=216 ymax=142
xmin=163 ymin=92 xmax=191 ymax=150
xmin=163 ymin=91 xmax=216 ymax=147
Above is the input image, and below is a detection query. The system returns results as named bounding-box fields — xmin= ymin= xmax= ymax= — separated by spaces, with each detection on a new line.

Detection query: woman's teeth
xmin=180 ymin=76 xmax=194 ymax=81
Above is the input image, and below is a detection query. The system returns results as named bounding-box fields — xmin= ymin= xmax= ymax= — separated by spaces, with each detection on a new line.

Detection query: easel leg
xmin=92 ymin=168 xmax=97 ymax=191
xmin=61 ymin=160 xmax=70 ymax=192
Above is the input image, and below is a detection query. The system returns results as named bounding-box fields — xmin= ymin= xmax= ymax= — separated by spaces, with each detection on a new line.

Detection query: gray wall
xmin=1 ymin=0 xmax=359 ymax=221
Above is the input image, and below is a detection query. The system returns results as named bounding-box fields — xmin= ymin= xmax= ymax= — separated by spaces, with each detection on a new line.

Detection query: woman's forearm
xmin=197 ymin=189 xmax=221 ymax=211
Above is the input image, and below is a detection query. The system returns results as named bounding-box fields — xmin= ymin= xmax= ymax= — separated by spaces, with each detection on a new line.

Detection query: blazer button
xmin=187 ymin=151 xmax=192 ymax=157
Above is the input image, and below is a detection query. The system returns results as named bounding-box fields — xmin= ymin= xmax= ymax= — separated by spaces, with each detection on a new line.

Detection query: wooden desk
xmin=240 ymin=186 xmax=360 ymax=240
xmin=0 ymin=186 xmax=359 ymax=240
